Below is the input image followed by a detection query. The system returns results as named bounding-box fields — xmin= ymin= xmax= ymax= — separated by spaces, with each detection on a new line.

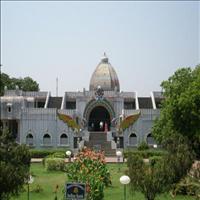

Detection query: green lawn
xmin=11 ymin=163 xmax=195 ymax=200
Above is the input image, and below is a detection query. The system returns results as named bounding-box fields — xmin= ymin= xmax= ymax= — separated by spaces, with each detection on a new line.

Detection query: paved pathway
xmin=31 ymin=157 xmax=125 ymax=163
xmin=31 ymin=158 xmax=200 ymax=166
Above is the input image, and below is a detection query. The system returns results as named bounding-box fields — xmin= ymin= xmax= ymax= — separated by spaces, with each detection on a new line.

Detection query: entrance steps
xmin=84 ymin=132 xmax=116 ymax=156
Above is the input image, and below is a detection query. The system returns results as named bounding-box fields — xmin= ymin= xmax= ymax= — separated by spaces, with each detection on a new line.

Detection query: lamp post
xmin=120 ymin=175 xmax=130 ymax=200
xmin=153 ymin=144 xmax=158 ymax=149
xmin=116 ymin=150 xmax=122 ymax=172
xmin=77 ymin=137 xmax=80 ymax=150
xmin=27 ymin=175 xmax=34 ymax=200
xmin=78 ymin=129 xmax=82 ymax=150
xmin=66 ymin=150 xmax=72 ymax=162
xmin=117 ymin=137 xmax=120 ymax=148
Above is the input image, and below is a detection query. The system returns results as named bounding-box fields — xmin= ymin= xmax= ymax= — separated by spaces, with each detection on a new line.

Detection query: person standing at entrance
xmin=104 ymin=122 xmax=108 ymax=132
xmin=91 ymin=123 xmax=94 ymax=131
xmin=99 ymin=121 xmax=103 ymax=131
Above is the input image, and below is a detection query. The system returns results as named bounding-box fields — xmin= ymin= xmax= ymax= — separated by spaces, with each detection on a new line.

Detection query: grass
xmin=11 ymin=163 xmax=195 ymax=200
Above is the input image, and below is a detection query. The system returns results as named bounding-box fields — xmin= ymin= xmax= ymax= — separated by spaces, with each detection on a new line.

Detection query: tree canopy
xmin=127 ymin=135 xmax=194 ymax=200
xmin=0 ymin=72 xmax=39 ymax=96
xmin=0 ymin=128 xmax=31 ymax=200
xmin=153 ymin=65 xmax=200 ymax=158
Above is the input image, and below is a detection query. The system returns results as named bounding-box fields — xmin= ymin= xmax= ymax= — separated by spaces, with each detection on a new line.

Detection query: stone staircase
xmin=85 ymin=132 xmax=116 ymax=156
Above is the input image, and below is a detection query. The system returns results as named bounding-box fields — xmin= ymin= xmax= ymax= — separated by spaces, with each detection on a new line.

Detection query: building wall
xmin=20 ymin=108 xmax=74 ymax=148
xmin=1 ymin=91 xmax=160 ymax=150
xmin=123 ymin=109 xmax=160 ymax=148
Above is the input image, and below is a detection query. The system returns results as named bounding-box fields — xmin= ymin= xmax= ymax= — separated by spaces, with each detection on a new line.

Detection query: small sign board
xmin=66 ymin=183 xmax=86 ymax=200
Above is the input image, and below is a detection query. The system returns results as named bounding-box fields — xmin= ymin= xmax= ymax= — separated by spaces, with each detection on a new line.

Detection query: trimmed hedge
xmin=42 ymin=152 xmax=66 ymax=166
xmin=45 ymin=158 xmax=66 ymax=171
xmin=46 ymin=152 xmax=66 ymax=158
xmin=137 ymin=141 xmax=149 ymax=151
xmin=30 ymin=149 xmax=70 ymax=158
xmin=149 ymin=156 xmax=162 ymax=166
xmin=124 ymin=149 xmax=166 ymax=159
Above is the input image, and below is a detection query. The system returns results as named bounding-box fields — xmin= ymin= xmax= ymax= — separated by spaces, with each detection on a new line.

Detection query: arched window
xmin=43 ymin=134 xmax=51 ymax=145
xmin=26 ymin=134 xmax=33 ymax=146
xmin=129 ymin=133 xmax=137 ymax=146
xmin=60 ymin=134 xmax=68 ymax=145
xmin=147 ymin=133 xmax=156 ymax=145
xmin=7 ymin=103 xmax=12 ymax=113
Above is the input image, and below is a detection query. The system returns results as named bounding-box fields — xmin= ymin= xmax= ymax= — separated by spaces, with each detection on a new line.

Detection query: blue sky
xmin=1 ymin=1 xmax=199 ymax=96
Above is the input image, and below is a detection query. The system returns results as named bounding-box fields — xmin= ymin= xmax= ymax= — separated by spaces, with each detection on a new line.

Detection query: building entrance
xmin=88 ymin=106 xmax=110 ymax=132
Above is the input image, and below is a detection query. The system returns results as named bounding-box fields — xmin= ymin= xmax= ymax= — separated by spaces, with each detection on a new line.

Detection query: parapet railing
xmin=4 ymin=90 xmax=48 ymax=97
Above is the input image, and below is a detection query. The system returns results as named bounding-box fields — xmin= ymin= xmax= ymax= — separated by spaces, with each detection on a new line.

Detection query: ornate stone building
xmin=0 ymin=54 xmax=163 ymax=155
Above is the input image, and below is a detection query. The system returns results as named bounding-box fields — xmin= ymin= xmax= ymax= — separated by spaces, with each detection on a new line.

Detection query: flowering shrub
xmin=66 ymin=148 xmax=111 ymax=200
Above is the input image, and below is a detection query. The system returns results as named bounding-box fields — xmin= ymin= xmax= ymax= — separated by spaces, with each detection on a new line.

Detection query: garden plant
xmin=66 ymin=148 xmax=111 ymax=200
xmin=127 ymin=135 xmax=194 ymax=200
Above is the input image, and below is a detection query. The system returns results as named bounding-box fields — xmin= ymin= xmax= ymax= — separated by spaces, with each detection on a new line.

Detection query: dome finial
xmin=101 ymin=52 xmax=108 ymax=63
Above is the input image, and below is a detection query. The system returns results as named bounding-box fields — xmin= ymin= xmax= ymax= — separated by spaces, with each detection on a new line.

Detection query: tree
xmin=21 ymin=77 xmax=39 ymax=91
xmin=0 ymin=128 xmax=31 ymax=200
xmin=0 ymin=73 xmax=39 ymax=96
xmin=153 ymin=65 xmax=200 ymax=158
xmin=127 ymin=136 xmax=194 ymax=200
xmin=0 ymin=73 xmax=11 ymax=96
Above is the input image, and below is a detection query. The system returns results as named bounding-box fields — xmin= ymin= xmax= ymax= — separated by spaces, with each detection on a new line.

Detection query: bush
xmin=42 ymin=152 xmax=66 ymax=167
xmin=189 ymin=161 xmax=200 ymax=180
xmin=172 ymin=162 xmax=200 ymax=198
xmin=149 ymin=156 xmax=162 ymax=166
xmin=138 ymin=141 xmax=149 ymax=151
xmin=127 ymin=153 xmax=165 ymax=200
xmin=30 ymin=149 xmax=51 ymax=158
xmin=127 ymin=139 xmax=194 ymax=200
xmin=172 ymin=177 xmax=200 ymax=197
xmin=0 ymin=128 xmax=31 ymax=200
xmin=46 ymin=152 xmax=66 ymax=159
xmin=67 ymin=148 xmax=111 ymax=200
xmin=30 ymin=149 xmax=70 ymax=158
xmin=45 ymin=158 xmax=66 ymax=171
xmin=124 ymin=149 xmax=166 ymax=159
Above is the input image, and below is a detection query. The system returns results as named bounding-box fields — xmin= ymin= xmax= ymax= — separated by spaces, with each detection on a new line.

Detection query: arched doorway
xmin=88 ymin=106 xmax=111 ymax=131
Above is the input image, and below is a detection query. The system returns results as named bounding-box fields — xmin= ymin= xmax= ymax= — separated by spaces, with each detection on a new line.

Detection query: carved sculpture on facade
xmin=95 ymin=85 xmax=104 ymax=101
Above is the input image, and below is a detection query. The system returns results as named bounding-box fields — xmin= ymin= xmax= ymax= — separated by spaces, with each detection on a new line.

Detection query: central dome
xmin=89 ymin=54 xmax=120 ymax=92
